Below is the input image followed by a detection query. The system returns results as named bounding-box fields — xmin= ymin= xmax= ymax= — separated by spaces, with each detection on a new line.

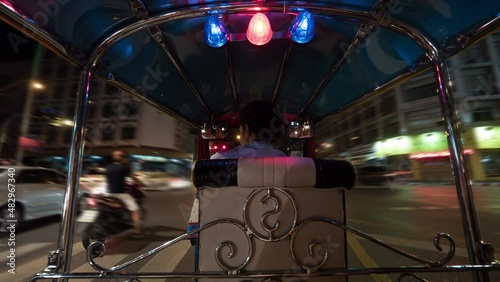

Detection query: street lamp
xmin=31 ymin=81 xmax=45 ymax=90
xmin=0 ymin=79 xmax=45 ymax=93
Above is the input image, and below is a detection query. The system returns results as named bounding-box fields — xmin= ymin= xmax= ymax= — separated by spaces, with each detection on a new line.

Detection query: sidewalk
xmin=471 ymin=181 xmax=500 ymax=187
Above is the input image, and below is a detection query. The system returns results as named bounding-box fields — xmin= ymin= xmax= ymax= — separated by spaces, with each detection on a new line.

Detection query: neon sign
xmin=409 ymin=149 xmax=474 ymax=159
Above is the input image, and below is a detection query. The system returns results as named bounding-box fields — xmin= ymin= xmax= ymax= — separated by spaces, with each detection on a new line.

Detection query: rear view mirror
xmin=200 ymin=121 xmax=227 ymax=140
xmin=288 ymin=120 xmax=313 ymax=139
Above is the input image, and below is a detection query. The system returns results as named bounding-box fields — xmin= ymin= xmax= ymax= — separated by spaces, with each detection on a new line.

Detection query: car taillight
xmin=86 ymin=197 xmax=98 ymax=208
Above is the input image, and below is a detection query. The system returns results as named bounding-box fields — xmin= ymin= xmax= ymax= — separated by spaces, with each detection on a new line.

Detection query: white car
xmin=0 ymin=166 xmax=89 ymax=232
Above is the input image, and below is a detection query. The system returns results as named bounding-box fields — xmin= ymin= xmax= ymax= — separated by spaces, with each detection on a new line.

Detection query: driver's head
xmin=112 ymin=150 xmax=129 ymax=163
xmin=239 ymin=101 xmax=285 ymax=145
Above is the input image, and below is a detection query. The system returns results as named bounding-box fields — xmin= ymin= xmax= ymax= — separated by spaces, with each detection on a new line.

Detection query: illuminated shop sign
xmin=374 ymin=131 xmax=474 ymax=157
xmin=374 ymin=132 xmax=449 ymax=157
xmin=473 ymin=126 xmax=500 ymax=149
xmin=409 ymin=149 xmax=474 ymax=159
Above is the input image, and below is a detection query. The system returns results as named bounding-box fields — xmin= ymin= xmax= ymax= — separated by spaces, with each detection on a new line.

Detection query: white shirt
xmin=210 ymin=141 xmax=286 ymax=159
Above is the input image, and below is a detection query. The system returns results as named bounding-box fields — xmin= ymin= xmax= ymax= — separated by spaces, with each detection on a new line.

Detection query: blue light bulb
xmin=288 ymin=11 xmax=315 ymax=44
xmin=204 ymin=15 xmax=230 ymax=48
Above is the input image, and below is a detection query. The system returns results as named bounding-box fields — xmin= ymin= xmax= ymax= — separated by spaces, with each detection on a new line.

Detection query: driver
xmin=211 ymin=101 xmax=286 ymax=159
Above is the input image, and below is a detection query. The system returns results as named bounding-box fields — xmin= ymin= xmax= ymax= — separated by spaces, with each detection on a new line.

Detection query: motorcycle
xmin=78 ymin=182 xmax=147 ymax=257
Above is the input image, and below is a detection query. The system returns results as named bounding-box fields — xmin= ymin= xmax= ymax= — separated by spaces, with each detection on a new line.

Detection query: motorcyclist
xmin=106 ymin=150 xmax=146 ymax=239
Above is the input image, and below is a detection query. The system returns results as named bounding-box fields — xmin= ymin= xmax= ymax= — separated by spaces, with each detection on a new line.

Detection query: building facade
xmin=7 ymin=48 xmax=196 ymax=173
xmin=316 ymin=31 xmax=500 ymax=182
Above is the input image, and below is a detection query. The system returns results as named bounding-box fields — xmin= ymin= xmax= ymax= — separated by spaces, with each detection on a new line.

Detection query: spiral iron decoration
xmin=84 ymin=218 xmax=250 ymax=273
xmin=243 ymin=188 xmax=298 ymax=242
xmin=86 ymin=240 xmax=108 ymax=272
xmin=290 ymin=221 xmax=330 ymax=273
xmin=213 ymin=222 xmax=253 ymax=273
xmin=260 ymin=190 xmax=281 ymax=239
xmin=291 ymin=218 xmax=456 ymax=268
xmin=431 ymin=233 xmax=456 ymax=266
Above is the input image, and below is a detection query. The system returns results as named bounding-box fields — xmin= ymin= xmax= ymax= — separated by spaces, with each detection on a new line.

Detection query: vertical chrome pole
xmin=54 ymin=63 xmax=93 ymax=279
xmin=433 ymin=57 xmax=488 ymax=281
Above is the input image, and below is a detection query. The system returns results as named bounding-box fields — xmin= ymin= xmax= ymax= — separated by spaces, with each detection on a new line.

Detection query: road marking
xmin=139 ymin=239 xmax=191 ymax=274
xmin=0 ymin=242 xmax=53 ymax=258
xmin=421 ymin=206 xmax=443 ymax=210
xmin=71 ymin=239 xmax=132 ymax=273
xmin=1 ymin=241 xmax=86 ymax=281
xmin=347 ymin=234 xmax=392 ymax=282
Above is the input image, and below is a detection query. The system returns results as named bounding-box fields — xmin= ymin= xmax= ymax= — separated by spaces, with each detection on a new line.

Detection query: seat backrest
xmin=192 ymin=156 xmax=356 ymax=189
xmin=192 ymin=157 xmax=356 ymax=282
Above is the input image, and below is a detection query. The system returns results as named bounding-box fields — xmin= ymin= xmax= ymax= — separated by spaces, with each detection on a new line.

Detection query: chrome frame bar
xmin=54 ymin=65 xmax=93 ymax=277
xmin=128 ymin=0 xmax=213 ymax=117
xmin=225 ymin=45 xmax=240 ymax=112
xmin=0 ymin=1 xmax=499 ymax=281
xmin=433 ymin=57 xmax=487 ymax=281
xmin=272 ymin=42 xmax=293 ymax=104
xmin=27 ymin=265 xmax=500 ymax=281
xmin=299 ymin=0 xmax=392 ymax=115
xmin=299 ymin=35 xmax=364 ymax=116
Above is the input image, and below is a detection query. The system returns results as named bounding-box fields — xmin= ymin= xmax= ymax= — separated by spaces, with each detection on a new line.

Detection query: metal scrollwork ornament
xmin=243 ymin=188 xmax=298 ymax=242
xmin=213 ymin=223 xmax=253 ymax=273
xmin=290 ymin=221 xmax=330 ymax=273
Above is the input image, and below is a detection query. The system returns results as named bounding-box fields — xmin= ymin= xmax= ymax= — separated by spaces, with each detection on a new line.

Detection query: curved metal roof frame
xmin=2 ymin=2 xmax=499 ymax=126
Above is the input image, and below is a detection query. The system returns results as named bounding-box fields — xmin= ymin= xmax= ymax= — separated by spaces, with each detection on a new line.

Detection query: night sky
xmin=0 ymin=20 xmax=37 ymax=62
xmin=0 ymin=21 xmax=38 ymax=128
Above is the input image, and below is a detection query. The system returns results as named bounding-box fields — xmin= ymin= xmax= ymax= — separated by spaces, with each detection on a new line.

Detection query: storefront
xmin=374 ymin=131 xmax=476 ymax=182
xmin=373 ymin=126 xmax=500 ymax=182
xmin=470 ymin=126 xmax=500 ymax=182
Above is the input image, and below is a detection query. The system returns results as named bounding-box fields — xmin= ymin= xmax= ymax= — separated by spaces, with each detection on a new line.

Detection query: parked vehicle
xmin=0 ymin=166 xmax=90 ymax=232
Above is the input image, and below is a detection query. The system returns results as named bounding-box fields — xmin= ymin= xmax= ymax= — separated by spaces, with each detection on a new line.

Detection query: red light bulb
xmin=213 ymin=145 xmax=218 ymax=150
xmin=222 ymin=145 xmax=227 ymax=149
xmin=246 ymin=13 xmax=273 ymax=46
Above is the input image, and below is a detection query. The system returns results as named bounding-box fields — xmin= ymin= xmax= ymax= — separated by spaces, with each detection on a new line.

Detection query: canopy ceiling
xmin=1 ymin=0 xmax=499 ymax=125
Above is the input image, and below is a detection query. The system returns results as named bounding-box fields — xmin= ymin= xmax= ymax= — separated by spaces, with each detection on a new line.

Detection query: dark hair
xmin=239 ymin=101 xmax=285 ymax=143
xmin=112 ymin=149 xmax=129 ymax=161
